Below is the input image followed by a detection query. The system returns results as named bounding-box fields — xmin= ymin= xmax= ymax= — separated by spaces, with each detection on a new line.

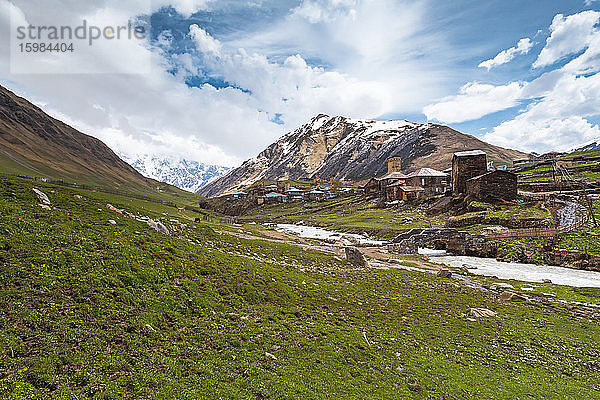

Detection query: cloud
xmin=478 ymin=38 xmax=533 ymax=70
xmin=423 ymin=81 xmax=526 ymax=124
xmin=189 ymin=25 xmax=222 ymax=55
xmin=290 ymin=0 xmax=358 ymax=23
xmin=533 ymin=11 xmax=600 ymax=68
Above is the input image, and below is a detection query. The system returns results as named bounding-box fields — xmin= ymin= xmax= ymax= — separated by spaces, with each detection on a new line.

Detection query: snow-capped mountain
xmin=198 ymin=114 xmax=526 ymax=197
xmin=571 ymin=141 xmax=600 ymax=153
xmin=120 ymin=154 xmax=230 ymax=193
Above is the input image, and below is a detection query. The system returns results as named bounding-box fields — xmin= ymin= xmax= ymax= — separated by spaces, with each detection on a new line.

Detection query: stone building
xmin=466 ymin=170 xmax=518 ymax=201
xmin=387 ymin=156 xmax=402 ymax=174
xmin=405 ymin=168 xmax=450 ymax=196
xmin=452 ymin=150 xmax=487 ymax=195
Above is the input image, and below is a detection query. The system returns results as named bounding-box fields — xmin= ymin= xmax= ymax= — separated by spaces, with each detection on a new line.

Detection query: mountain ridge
xmin=199 ymin=114 xmax=527 ymax=197
xmin=0 ymin=85 xmax=151 ymax=190
xmin=120 ymin=153 xmax=230 ymax=193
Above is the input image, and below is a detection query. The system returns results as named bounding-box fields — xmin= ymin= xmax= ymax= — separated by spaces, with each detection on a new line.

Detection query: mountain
xmin=571 ymin=141 xmax=600 ymax=153
xmin=120 ymin=154 xmax=230 ymax=193
xmin=0 ymin=85 xmax=152 ymax=190
xmin=199 ymin=114 xmax=527 ymax=197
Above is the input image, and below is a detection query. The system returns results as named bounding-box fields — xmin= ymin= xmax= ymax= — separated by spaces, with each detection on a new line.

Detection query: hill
xmin=0 ymin=85 xmax=151 ymax=190
xmin=199 ymin=114 xmax=526 ymax=197
xmin=1 ymin=175 xmax=599 ymax=398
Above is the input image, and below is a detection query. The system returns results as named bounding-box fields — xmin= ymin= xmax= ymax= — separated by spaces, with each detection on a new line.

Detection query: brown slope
xmin=409 ymin=124 xmax=526 ymax=170
xmin=0 ymin=85 xmax=151 ymax=190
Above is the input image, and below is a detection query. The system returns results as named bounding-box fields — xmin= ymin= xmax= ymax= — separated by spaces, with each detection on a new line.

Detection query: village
xmin=224 ymin=149 xmax=521 ymax=204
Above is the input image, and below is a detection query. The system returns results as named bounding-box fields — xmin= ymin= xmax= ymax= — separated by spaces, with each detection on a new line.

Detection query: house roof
xmin=231 ymin=191 xmax=247 ymax=195
xmin=379 ymin=171 xmax=409 ymax=180
xmin=265 ymin=192 xmax=287 ymax=198
xmin=309 ymin=189 xmax=325 ymax=194
xmin=398 ymin=186 xmax=425 ymax=192
xmin=467 ymin=170 xmax=516 ymax=182
xmin=407 ymin=168 xmax=447 ymax=178
xmin=454 ymin=150 xmax=486 ymax=157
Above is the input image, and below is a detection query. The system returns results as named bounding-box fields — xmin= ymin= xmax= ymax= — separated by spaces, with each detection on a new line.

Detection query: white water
xmin=275 ymin=224 xmax=385 ymax=246
xmin=425 ymin=252 xmax=600 ymax=288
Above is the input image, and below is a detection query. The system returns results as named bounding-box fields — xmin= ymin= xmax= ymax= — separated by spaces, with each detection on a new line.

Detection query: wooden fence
xmin=485 ymin=216 xmax=588 ymax=240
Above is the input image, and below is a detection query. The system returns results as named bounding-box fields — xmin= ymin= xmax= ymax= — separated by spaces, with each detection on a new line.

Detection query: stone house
xmin=452 ymin=150 xmax=488 ymax=195
xmin=386 ymin=182 xmax=425 ymax=201
xmin=466 ymin=170 xmax=518 ymax=201
xmin=405 ymin=168 xmax=449 ymax=196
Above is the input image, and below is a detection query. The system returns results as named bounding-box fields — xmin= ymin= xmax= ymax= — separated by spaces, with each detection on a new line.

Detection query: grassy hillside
xmin=1 ymin=176 xmax=600 ymax=398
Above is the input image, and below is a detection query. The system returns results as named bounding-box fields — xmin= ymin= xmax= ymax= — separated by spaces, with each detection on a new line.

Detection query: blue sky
xmin=1 ymin=0 xmax=600 ymax=165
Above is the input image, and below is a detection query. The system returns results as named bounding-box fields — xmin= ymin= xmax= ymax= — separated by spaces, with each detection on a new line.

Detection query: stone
xmin=490 ymin=282 xmax=514 ymax=291
xmin=32 ymin=188 xmax=50 ymax=205
xmin=147 ymin=219 xmax=170 ymax=235
xmin=264 ymin=352 xmax=277 ymax=360
xmin=469 ymin=308 xmax=497 ymax=318
xmin=542 ymin=279 xmax=552 ymax=284
xmin=500 ymin=291 xmax=525 ymax=301
xmin=437 ymin=269 xmax=452 ymax=278
xmin=344 ymin=247 xmax=367 ymax=266
xmin=39 ymin=204 xmax=51 ymax=211
xmin=341 ymin=235 xmax=360 ymax=246
xmin=73 ymin=195 xmax=83 ymax=199
xmin=108 ymin=220 xmax=117 ymax=225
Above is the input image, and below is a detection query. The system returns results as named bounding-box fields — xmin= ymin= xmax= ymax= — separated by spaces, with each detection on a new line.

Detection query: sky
xmin=1 ymin=0 xmax=600 ymax=167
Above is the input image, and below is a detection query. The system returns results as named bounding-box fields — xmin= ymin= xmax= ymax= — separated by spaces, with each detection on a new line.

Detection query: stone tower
xmin=387 ymin=156 xmax=402 ymax=174
xmin=452 ymin=150 xmax=487 ymax=194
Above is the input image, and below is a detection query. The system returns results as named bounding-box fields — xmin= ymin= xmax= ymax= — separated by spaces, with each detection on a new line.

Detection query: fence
xmin=485 ymin=215 xmax=588 ymax=240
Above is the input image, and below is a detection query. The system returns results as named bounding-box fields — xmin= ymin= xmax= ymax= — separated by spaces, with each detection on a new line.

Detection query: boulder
xmin=469 ymin=308 xmax=497 ymax=318
xmin=32 ymin=188 xmax=50 ymax=205
xmin=344 ymin=247 xmax=367 ymax=266
xmin=490 ymin=282 xmax=514 ymax=291
xmin=437 ymin=269 xmax=452 ymax=278
xmin=147 ymin=219 xmax=169 ymax=235
xmin=500 ymin=291 xmax=526 ymax=301
xmin=341 ymin=235 xmax=361 ymax=246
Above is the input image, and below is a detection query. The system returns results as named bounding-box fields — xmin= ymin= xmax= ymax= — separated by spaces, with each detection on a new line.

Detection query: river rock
xmin=32 ymin=188 xmax=50 ymax=205
xmin=341 ymin=235 xmax=361 ymax=246
xmin=344 ymin=247 xmax=367 ymax=266
xmin=147 ymin=219 xmax=169 ymax=235
xmin=437 ymin=269 xmax=452 ymax=278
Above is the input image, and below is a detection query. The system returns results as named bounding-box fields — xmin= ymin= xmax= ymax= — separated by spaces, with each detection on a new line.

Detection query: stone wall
xmin=388 ymin=228 xmax=486 ymax=255
xmin=452 ymin=154 xmax=487 ymax=194
xmin=466 ymin=171 xmax=517 ymax=201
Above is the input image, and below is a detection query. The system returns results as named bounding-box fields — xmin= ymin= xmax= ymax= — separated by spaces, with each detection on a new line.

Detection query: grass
xmin=238 ymin=196 xmax=447 ymax=239
xmin=1 ymin=176 xmax=600 ymax=398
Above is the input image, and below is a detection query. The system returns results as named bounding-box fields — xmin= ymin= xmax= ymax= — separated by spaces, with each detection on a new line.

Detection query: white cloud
xmin=478 ymin=38 xmax=533 ymax=70
xmin=189 ymin=25 xmax=222 ymax=55
xmin=484 ymin=116 xmax=600 ymax=154
xmin=423 ymin=81 xmax=525 ymax=124
xmin=291 ymin=0 xmax=358 ymax=24
xmin=533 ymin=11 xmax=600 ymax=68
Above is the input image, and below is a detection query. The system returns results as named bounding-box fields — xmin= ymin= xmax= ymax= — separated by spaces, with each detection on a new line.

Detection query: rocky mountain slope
xmin=120 ymin=154 xmax=230 ymax=193
xmin=0 ymin=85 xmax=152 ymax=190
xmin=199 ymin=114 xmax=526 ymax=197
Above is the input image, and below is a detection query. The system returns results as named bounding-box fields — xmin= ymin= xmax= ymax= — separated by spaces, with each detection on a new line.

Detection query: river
xmin=420 ymin=249 xmax=600 ymax=288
